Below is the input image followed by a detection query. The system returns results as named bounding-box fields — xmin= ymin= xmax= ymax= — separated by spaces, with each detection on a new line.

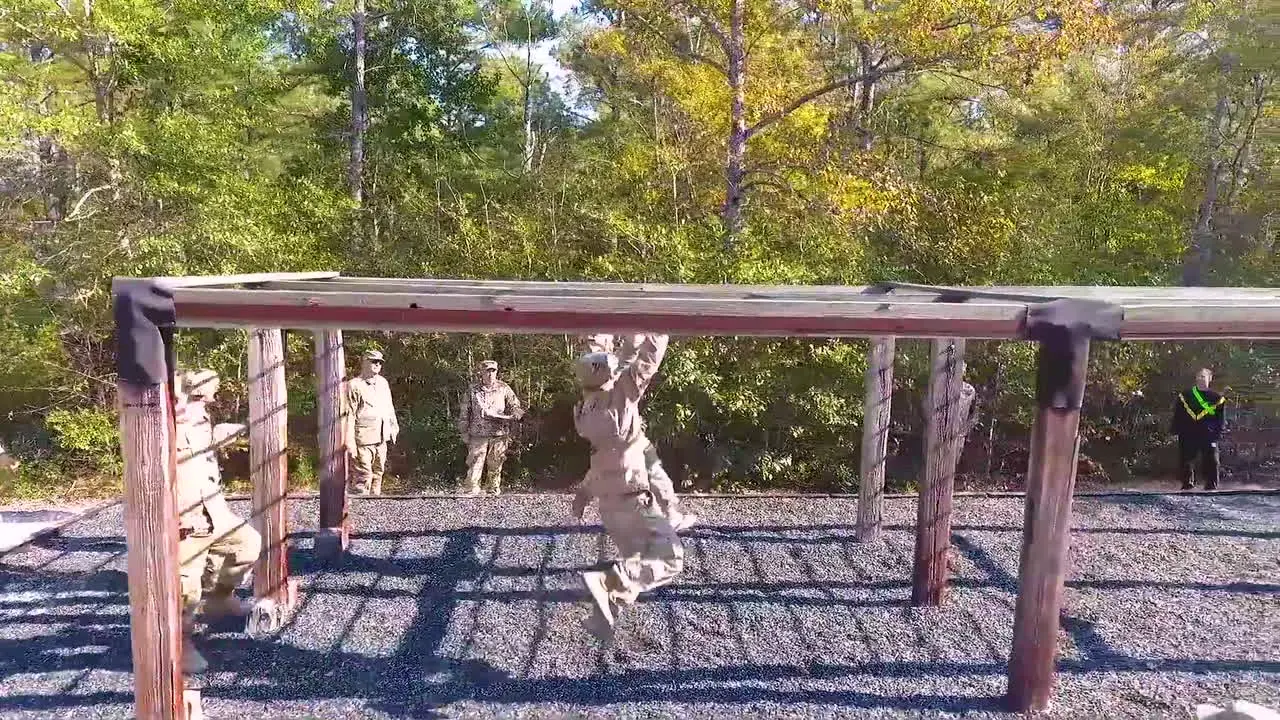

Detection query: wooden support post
xmin=1007 ymin=299 xmax=1119 ymax=712
xmin=115 ymin=281 xmax=185 ymax=719
xmin=912 ymin=338 xmax=968 ymax=606
xmin=856 ymin=336 xmax=895 ymax=542
xmin=249 ymin=328 xmax=294 ymax=609
xmin=315 ymin=329 xmax=349 ymax=561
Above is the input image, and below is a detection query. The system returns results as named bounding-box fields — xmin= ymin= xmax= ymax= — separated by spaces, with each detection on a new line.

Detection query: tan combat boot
xmin=580 ymin=570 xmax=618 ymax=645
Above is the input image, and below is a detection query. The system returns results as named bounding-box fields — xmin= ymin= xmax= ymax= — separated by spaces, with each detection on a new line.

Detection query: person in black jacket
xmin=1171 ymin=368 xmax=1227 ymax=490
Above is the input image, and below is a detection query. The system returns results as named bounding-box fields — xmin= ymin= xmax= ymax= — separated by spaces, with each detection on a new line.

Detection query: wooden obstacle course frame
xmin=112 ymin=273 xmax=1280 ymax=719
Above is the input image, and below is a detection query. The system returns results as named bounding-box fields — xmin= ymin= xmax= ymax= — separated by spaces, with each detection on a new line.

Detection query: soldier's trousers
xmin=597 ymin=490 xmax=684 ymax=606
xmin=464 ymin=436 xmax=510 ymax=493
xmin=643 ymin=442 xmax=679 ymax=516
xmin=351 ymin=442 xmax=387 ymax=494
xmin=1178 ymin=437 xmax=1220 ymax=489
xmin=179 ymin=514 xmax=261 ymax=610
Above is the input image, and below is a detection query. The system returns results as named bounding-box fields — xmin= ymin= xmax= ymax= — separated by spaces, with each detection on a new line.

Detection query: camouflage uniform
xmin=347 ymin=350 xmax=398 ymax=495
xmin=174 ymin=370 xmax=260 ymax=674
xmin=579 ymin=334 xmax=696 ymax=531
xmin=458 ymin=360 xmax=524 ymax=495
xmin=571 ymin=334 xmax=684 ymax=643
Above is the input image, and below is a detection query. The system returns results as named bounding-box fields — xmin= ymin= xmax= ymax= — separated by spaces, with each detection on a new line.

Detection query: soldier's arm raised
xmin=618 ymin=334 xmax=670 ymax=401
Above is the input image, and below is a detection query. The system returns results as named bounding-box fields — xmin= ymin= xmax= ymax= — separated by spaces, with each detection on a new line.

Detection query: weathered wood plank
xmin=119 ymin=379 xmax=185 ymax=720
xmin=172 ymin=286 xmax=1280 ymax=339
xmin=249 ymin=328 xmax=292 ymax=607
xmin=856 ymin=337 xmax=895 ymax=543
xmin=314 ymin=329 xmax=349 ymax=561
xmin=1006 ymin=335 xmax=1091 ymax=712
xmin=912 ymin=338 xmax=970 ymax=606
xmin=115 ymin=272 xmax=340 ymax=291
xmin=266 ymin=277 xmax=1280 ymax=302
xmin=173 ymin=289 xmax=1029 ymax=337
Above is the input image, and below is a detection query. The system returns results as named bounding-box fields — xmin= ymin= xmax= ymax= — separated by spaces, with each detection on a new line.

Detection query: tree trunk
xmin=1182 ymin=69 xmax=1230 ymax=286
xmin=855 ymin=41 xmax=876 ymax=152
xmin=349 ymin=0 xmax=367 ymax=205
xmin=720 ymin=0 xmax=747 ymax=251
xmin=522 ymin=20 xmax=536 ymax=173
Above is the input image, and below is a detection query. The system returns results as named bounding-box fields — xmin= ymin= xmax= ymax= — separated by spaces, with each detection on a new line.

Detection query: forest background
xmin=0 ymin=0 xmax=1276 ymax=500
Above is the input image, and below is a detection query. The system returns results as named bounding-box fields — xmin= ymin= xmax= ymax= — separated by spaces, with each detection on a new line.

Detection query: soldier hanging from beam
xmin=569 ymin=333 xmax=688 ymax=645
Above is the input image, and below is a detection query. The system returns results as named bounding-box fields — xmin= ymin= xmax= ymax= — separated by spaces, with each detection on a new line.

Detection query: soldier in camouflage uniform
xmin=570 ymin=334 xmax=686 ymax=644
xmin=174 ymin=369 xmax=261 ymax=675
xmin=457 ymin=360 xmax=524 ymax=495
xmin=347 ymin=349 xmax=399 ymax=495
xmin=579 ymin=333 xmax=697 ymax=532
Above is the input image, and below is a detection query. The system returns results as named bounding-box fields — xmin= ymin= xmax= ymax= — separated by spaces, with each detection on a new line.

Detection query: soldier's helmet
xmin=183 ymin=369 xmax=221 ymax=400
xmin=575 ymin=351 xmax=618 ymax=390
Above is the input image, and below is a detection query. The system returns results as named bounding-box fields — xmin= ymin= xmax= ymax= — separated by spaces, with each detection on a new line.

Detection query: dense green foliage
xmin=1 ymin=0 xmax=1276 ymax=499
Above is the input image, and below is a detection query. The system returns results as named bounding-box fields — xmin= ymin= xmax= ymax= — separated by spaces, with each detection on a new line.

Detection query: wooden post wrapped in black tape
xmin=1006 ymin=299 xmax=1122 ymax=713
xmin=113 ymin=279 xmax=187 ymax=720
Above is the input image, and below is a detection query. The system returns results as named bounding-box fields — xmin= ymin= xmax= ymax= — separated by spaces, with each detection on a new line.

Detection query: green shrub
xmin=44 ymin=409 xmax=122 ymax=476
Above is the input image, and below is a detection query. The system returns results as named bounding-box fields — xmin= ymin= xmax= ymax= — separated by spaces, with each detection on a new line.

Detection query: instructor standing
xmin=347 ymin=349 xmax=399 ymax=495
xmin=458 ymin=360 xmax=524 ymax=495
xmin=1172 ymin=368 xmax=1226 ymax=491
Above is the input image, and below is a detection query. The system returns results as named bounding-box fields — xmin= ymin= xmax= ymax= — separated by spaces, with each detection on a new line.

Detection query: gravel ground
xmin=0 ymin=493 xmax=1277 ymax=719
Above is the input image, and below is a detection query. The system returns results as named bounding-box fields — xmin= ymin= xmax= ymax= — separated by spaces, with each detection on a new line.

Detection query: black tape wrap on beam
xmin=113 ymin=279 xmax=177 ymax=387
xmin=1022 ymin=299 xmax=1123 ymax=410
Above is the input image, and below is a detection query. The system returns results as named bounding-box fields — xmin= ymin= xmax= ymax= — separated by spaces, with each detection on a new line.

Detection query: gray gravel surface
xmin=1 ymin=493 xmax=1277 ymax=719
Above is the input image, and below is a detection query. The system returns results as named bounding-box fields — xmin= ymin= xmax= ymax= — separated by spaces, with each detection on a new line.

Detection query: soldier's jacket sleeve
xmin=505 ymin=385 xmax=525 ymax=420
xmin=458 ymin=389 xmax=471 ymax=430
xmin=616 ymin=334 xmax=669 ymax=402
xmin=385 ymin=379 xmax=399 ymax=435
xmin=348 ymin=381 xmax=364 ymax=420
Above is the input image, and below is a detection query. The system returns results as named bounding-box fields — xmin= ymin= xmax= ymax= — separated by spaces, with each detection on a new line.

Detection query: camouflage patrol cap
xmin=363 ymin=349 xmax=384 ymax=362
xmin=479 ymin=360 xmax=498 ymax=371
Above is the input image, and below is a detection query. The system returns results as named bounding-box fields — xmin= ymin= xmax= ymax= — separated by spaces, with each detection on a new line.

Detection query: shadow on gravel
xmin=1 ymin=520 xmax=1278 ymax=718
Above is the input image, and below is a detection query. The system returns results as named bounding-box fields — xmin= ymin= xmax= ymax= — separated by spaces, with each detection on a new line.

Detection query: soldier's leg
xmin=462 ymin=438 xmax=487 ymax=494
xmin=1177 ymin=437 xmax=1196 ymax=490
xmin=645 ymin=443 xmax=697 ymax=531
xmin=608 ymin=492 xmax=685 ymax=599
xmin=582 ymin=491 xmax=684 ymax=642
xmin=484 ymin=437 xmax=510 ymax=495
xmin=370 ymin=442 xmax=387 ymax=495
xmin=203 ymin=521 xmax=262 ymax=617
xmin=179 ymin=534 xmax=214 ymax=674
xmin=1203 ymin=441 xmax=1220 ymax=490
xmin=351 ymin=445 xmax=374 ymax=494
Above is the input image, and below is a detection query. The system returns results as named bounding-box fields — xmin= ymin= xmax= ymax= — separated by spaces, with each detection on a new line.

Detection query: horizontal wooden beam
xmin=260 ymin=277 xmax=1280 ymax=303
xmin=166 ymin=287 xmax=1280 ymax=339
xmin=114 ymin=272 xmax=341 ymax=291
xmin=173 ymin=288 xmax=1028 ymax=338
xmin=260 ymin=279 xmax=1280 ymax=309
xmin=880 ymin=281 xmax=1280 ymax=302
xmin=260 ymin=278 xmax=906 ymax=300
